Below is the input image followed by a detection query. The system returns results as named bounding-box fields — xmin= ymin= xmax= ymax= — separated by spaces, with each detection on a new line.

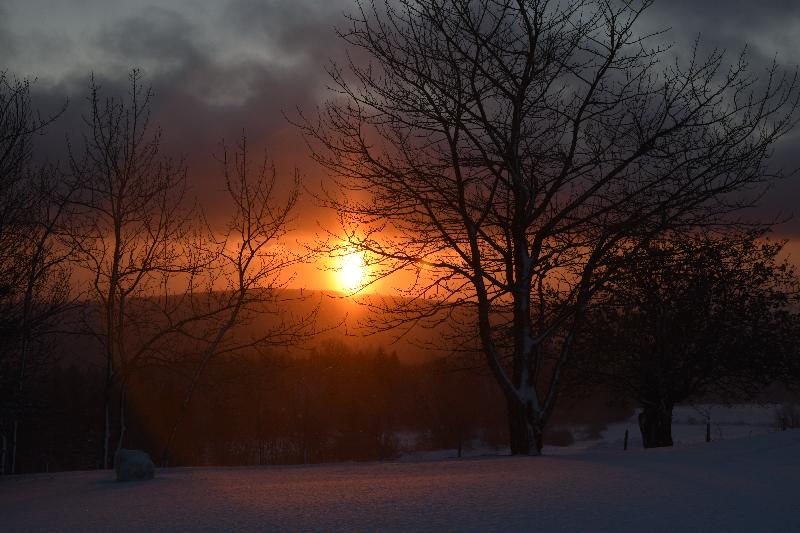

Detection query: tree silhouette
xmin=69 ymin=72 xmax=316 ymax=469
xmin=160 ymin=135 xmax=316 ymax=465
xmin=0 ymin=73 xmax=75 ymax=474
xmin=301 ymin=0 xmax=799 ymax=454
xmin=67 ymin=70 xmax=200 ymax=468
xmin=576 ymin=230 xmax=799 ymax=448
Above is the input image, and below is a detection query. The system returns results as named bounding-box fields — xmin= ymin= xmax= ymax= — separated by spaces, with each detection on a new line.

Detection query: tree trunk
xmin=115 ymin=383 xmax=128 ymax=457
xmin=1 ymin=432 xmax=6 ymax=475
xmin=102 ymin=332 xmax=114 ymax=469
xmin=507 ymin=397 xmax=542 ymax=455
xmin=10 ymin=421 xmax=18 ymax=474
xmin=103 ymin=400 xmax=111 ymax=469
xmin=638 ymin=403 xmax=674 ymax=448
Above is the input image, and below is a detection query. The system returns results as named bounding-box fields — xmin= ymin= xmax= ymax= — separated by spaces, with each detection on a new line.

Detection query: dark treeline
xmin=11 ymin=339 xmax=632 ymax=472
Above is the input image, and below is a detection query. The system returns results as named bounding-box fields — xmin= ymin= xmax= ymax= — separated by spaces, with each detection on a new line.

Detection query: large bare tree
xmin=300 ymin=0 xmax=799 ymax=454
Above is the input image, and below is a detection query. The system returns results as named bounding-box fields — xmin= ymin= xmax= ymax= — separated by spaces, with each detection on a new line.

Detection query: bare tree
xmin=0 ymin=74 xmax=74 ymax=475
xmin=0 ymin=72 xmax=63 ymax=302
xmin=6 ymin=167 xmax=80 ymax=474
xmin=68 ymin=70 xmax=203 ymax=469
xmin=300 ymin=0 xmax=798 ymax=454
xmin=160 ymin=136 xmax=315 ymax=465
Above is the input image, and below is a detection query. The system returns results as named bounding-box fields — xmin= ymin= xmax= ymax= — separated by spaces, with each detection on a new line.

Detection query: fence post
xmin=623 ymin=429 xmax=629 ymax=451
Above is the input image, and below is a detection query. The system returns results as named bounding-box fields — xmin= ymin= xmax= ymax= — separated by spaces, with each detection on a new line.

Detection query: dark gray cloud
xmin=2 ymin=0 xmax=800 ymax=234
xmin=0 ymin=8 xmax=15 ymax=58
xmin=97 ymin=7 xmax=204 ymax=73
xmin=225 ymin=0 xmax=351 ymax=58
xmin=649 ymin=1 xmax=800 ymax=235
xmin=641 ymin=1 xmax=800 ymax=235
xmin=0 ymin=1 xmax=352 ymax=225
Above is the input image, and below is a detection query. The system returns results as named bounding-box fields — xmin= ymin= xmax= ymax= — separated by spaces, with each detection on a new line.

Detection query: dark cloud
xmin=225 ymin=0 xmax=351 ymax=58
xmin=3 ymin=0 xmax=800 ymax=235
xmin=674 ymin=2 xmax=799 ymax=235
xmin=3 ymin=1 xmax=350 ymax=227
xmin=646 ymin=0 xmax=800 ymax=61
xmin=96 ymin=7 xmax=205 ymax=73
xmin=635 ymin=1 xmax=800 ymax=236
xmin=0 ymin=7 xmax=16 ymax=59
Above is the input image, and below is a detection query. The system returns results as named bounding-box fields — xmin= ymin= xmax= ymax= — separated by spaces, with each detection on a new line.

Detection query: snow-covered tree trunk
xmin=506 ymin=395 xmax=543 ymax=455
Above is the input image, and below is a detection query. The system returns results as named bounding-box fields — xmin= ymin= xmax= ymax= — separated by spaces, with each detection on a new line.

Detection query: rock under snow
xmin=114 ymin=449 xmax=155 ymax=482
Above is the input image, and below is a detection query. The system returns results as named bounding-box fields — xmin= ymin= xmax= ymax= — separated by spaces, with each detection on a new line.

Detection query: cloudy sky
xmin=3 ymin=0 xmax=800 ymax=280
xmin=1 ymin=0 xmax=354 ymax=223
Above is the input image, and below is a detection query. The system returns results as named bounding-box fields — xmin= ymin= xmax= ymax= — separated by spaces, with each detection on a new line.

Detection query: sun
xmin=339 ymin=252 xmax=366 ymax=292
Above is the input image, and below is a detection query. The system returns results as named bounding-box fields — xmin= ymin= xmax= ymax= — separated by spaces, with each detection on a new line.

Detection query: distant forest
xmin=13 ymin=337 xmax=633 ymax=472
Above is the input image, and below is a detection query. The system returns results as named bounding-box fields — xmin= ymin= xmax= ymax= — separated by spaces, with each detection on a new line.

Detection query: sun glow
xmin=339 ymin=252 xmax=367 ymax=292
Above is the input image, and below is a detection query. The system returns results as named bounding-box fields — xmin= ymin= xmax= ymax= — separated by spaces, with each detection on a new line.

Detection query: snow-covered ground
xmin=398 ymin=403 xmax=784 ymax=460
xmin=556 ymin=403 xmax=781 ymax=454
xmin=2 ymin=429 xmax=799 ymax=532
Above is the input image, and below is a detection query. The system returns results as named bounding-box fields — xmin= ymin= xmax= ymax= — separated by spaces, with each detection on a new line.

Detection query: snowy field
xmin=398 ymin=403 xmax=784 ymax=460
xmin=556 ymin=403 xmax=782 ymax=454
xmin=2 ymin=429 xmax=799 ymax=532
